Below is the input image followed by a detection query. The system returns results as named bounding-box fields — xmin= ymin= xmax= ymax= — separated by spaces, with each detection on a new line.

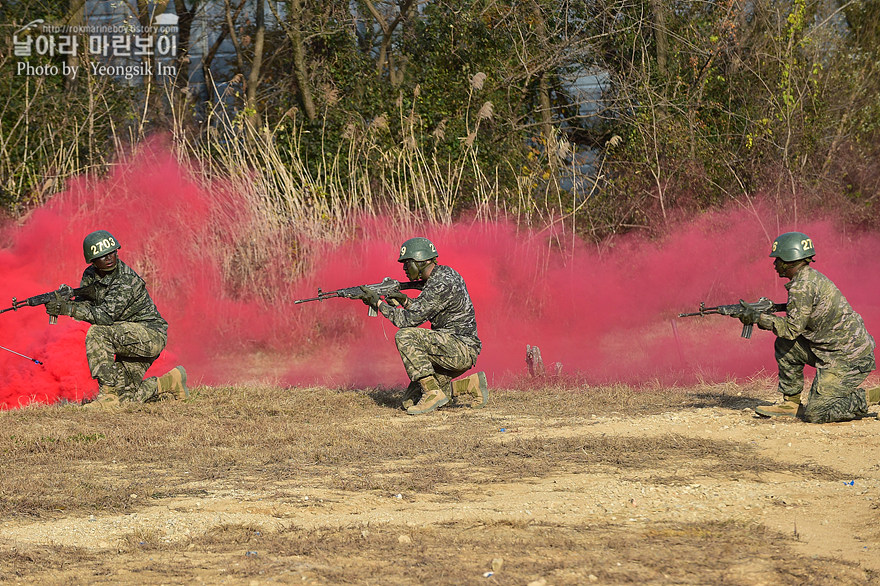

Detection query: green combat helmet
xmin=769 ymin=231 xmax=815 ymax=262
xmin=83 ymin=230 xmax=121 ymax=263
xmin=398 ymin=237 xmax=438 ymax=263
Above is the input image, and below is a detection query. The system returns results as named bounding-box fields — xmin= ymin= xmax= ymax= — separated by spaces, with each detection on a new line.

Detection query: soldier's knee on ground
xmin=802 ymin=409 xmax=843 ymax=424
xmin=802 ymin=400 xmax=866 ymax=424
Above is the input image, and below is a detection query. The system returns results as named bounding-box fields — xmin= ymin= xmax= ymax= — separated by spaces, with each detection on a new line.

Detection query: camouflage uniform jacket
xmin=378 ymin=264 xmax=481 ymax=353
xmin=756 ymin=266 xmax=874 ymax=367
xmin=69 ymin=260 xmax=168 ymax=334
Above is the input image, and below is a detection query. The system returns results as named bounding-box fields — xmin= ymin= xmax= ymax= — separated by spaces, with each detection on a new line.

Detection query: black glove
xmin=359 ymin=286 xmax=380 ymax=308
xmin=45 ymin=293 xmax=72 ymax=317
xmin=737 ymin=299 xmax=761 ymax=326
xmin=385 ymin=290 xmax=410 ymax=308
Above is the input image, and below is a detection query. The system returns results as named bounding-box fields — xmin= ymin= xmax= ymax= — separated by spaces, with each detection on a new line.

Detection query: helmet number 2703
xmin=91 ymin=237 xmax=117 ymax=257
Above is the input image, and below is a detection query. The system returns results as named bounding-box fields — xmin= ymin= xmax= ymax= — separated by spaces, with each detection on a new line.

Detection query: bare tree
xmin=363 ymin=0 xmax=416 ymax=86
xmin=267 ymin=0 xmax=316 ymax=121
xmin=246 ymin=0 xmax=266 ymax=125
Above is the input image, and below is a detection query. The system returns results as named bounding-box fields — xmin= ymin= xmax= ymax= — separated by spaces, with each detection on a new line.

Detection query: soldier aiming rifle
xmin=713 ymin=232 xmax=878 ymax=422
xmin=42 ymin=230 xmax=188 ymax=409
xmin=298 ymin=237 xmax=488 ymax=415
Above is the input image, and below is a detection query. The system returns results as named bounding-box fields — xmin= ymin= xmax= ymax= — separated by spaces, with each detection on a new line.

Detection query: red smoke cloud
xmin=1 ymin=142 xmax=878 ymax=408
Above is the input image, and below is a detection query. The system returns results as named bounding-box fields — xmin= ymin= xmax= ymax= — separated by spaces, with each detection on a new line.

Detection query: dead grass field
xmin=1 ymin=380 xmax=879 ymax=585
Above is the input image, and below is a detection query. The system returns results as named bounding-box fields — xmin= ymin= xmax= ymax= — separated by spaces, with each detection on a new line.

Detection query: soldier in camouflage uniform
xmin=738 ymin=232 xmax=879 ymax=422
xmin=45 ymin=230 xmax=188 ymax=408
xmin=358 ymin=237 xmax=488 ymax=415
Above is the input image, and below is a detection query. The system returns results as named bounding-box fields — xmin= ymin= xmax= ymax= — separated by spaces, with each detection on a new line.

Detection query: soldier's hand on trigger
xmin=385 ymin=290 xmax=410 ymax=308
xmin=359 ymin=286 xmax=380 ymax=308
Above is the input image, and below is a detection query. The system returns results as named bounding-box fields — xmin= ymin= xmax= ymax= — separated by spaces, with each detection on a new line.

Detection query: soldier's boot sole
xmin=157 ymin=366 xmax=188 ymax=400
xmin=452 ymin=372 xmax=489 ymax=408
xmin=406 ymin=390 xmax=449 ymax=415
xmin=754 ymin=402 xmax=801 ymax=418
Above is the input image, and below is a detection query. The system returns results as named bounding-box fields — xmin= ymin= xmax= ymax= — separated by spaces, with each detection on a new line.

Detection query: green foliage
xmin=0 ymin=1 xmax=147 ymax=212
xmin=2 ymin=0 xmax=879 ymax=235
xmin=589 ymin=0 xmax=880 ymax=231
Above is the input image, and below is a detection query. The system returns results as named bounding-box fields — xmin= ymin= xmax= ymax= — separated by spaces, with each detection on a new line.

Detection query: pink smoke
xmin=1 ymin=142 xmax=878 ymax=408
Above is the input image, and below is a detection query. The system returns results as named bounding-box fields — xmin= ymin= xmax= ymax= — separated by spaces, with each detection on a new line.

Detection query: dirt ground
xmin=1 ymin=380 xmax=879 ymax=585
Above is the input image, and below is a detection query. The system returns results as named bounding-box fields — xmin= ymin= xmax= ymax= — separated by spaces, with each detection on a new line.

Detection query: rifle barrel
xmin=294 ymin=296 xmax=324 ymax=304
xmin=678 ymin=308 xmax=721 ymax=317
xmin=294 ymin=291 xmax=342 ymax=304
xmin=0 ymin=299 xmax=26 ymax=314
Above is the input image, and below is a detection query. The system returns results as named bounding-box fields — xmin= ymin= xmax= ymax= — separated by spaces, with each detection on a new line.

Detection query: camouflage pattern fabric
xmin=775 ymin=336 xmax=872 ymax=423
xmin=87 ymin=323 xmax=167 ymax=402
xmin=379 ymin=264 xmax=481 ymax=352
xmin=395 ymin=328 xmax=477 ymax=394
xmin=756 ymin=266 xmax=874 ymax=367
xmin=69 ymin=260 xmax=168 ymax=333
xmin=379 ymin=264 xmax=480 ymax=388
xmin=757 ymin=266 xmax=876 ymax=423
xmin=68 ymin=260 xmax=169 ymax=403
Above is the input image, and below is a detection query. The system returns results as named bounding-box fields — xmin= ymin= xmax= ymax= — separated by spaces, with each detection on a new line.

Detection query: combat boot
xmin=452 ymin=371 xmax=489 ymax=408
xmin=401 ymin=381 xmax=422 ymax=410
xmin=755 ymin=397 xmax=801 ymax=418
xmin=156 ymin=366 xmax=188 ymax=401
xmin=407 ymin=376 xmax=449 ymax=415
xmin=82 ymin=390 xmax=121 ymax=410
xmin=866 ymin=386 xmax=880 ymax=406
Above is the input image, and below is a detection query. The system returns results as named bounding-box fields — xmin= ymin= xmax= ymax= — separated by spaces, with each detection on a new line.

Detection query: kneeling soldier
xmin=740 ymin=232 xmax=878 ymax=422
xmin=359 ymin=237 xmax=488 ymax=415
xmin=46 ymin=230 xmax=188 ymax=408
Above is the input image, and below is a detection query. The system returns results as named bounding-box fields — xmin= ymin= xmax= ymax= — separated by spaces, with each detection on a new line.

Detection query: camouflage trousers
xmin=86 ymin=323 xmax=167 ymax=403
xmin=776 ymin=336 xmax=874 ymax=423
xmin=395 ymin=327 xmax=478 ymax=393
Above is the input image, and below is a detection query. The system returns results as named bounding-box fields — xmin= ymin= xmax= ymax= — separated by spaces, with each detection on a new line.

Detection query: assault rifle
xmin=0 ymin=283 xmax=96 ymax=324
xmin=295 ymin=277 xmax=424 ymax=317
xmin=678 ymin=297 xmax=786 ymax=339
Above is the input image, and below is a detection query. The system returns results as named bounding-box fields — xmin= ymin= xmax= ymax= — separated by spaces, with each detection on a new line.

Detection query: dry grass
xmin=164 ymin=94 xmax=507 ymax=298
xmin=0 ymin=382 xmax=875 ymax=584
xmin=0 ymin=383 xmax=842 ymax=517
xmin=0 ymin=520 xmax=870 ymax=585
xmin=178 ymin=520 xmax=868 ymax=584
